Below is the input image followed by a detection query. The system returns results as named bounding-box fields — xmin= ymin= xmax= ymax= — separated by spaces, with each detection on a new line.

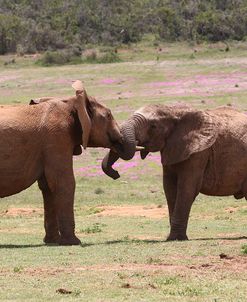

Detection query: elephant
xmin=102 ymin=104 xmax=247 ymax=240
xmin=0 ymin=80 xmax=126 ymax=245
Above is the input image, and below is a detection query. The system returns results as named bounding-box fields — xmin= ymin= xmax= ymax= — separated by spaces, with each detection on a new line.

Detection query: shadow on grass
xmin=0 ymin=240 xmax=165 ymax=249
xmin=0 ymin=236 xmax=246 ymax=249
xmin=193 ymin=236 xmax=247 ymax=241
xmin=0 ymin=244 xmax=45 ymax=249
xmin=0 ymin=242 xmax=95 ymax=248
xmin=82 ymin=236 xmax=247 ymax=248
xmin=105 ymin=239 xmax=166 ymax=245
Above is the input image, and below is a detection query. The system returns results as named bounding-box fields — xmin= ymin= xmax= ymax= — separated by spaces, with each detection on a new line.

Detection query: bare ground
xmin=0 ymin=255 xmax=246 ymax=277
xmin=95 ymin=204 xmax=167 ymax=219
xmin=2 ymin=207 xmax=42 ymax=217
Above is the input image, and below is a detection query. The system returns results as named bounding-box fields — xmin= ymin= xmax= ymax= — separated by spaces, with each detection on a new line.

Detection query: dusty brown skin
xmin=102 ymin=105 xmax=247 ymax=241
xmin=0 ymin=82 xmax=123 ymax=245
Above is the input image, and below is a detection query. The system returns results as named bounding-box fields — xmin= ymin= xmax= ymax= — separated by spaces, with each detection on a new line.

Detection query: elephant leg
xmin=38 ymin=175 xmax=60 ymax=244
xmin=167 ymin=153 xmax=208 ymax=241
xmin=163 ymin=166 xmax=177 ymax=226
xmin=241 ymin=178 xmax=247 ymax=201
xmin=44 ymin=159 xmax=81 ymax=246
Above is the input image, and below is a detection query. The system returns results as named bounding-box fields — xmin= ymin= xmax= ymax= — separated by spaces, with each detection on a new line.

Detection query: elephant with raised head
xmin=0 ymin=80 xmax=126 ymax=245
xmin=102 ymin=104 xmax=247 ymax=241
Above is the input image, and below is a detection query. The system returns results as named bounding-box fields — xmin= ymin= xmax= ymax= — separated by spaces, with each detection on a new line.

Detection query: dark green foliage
xmin=96 ymin=51 xmax=121 ymax=64
xmin=0 ymin=14 xmax=25 ymax=54
xmin=37 ymin=49 xmax=82 ymax=66
xmin=82 ymin=49 xmax=121 ymax=64
xmin=242 ymin=244 xmax=247 ymax=254
xmin=80 ymin=223 xmax=106 ymax=234
xmin=0 ymin=0 xmax=247 ymax=54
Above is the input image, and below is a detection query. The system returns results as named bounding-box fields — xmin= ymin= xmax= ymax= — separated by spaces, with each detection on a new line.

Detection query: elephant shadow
xmin=0 ymin=236 xmax=245 ymax=249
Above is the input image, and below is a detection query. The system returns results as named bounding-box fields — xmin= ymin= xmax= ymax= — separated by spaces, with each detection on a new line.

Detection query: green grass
xmin=0 ymin=42 xmax=247 ymax=301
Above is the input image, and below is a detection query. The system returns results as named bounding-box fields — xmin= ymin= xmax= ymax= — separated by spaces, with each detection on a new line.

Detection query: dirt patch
xmin=225 ymin=205 xmax=247 ymax=213
xmin=9 ymin=263 xmax=186 ymax=277
xmin=190 ymin=255 xmax=247 ymax=274
xmin=95 ymin=205 xmax=167 ymax=219
xmin=2 ymin=255 xmax=246 ymax=277
xmin=3 ymin=207 xmax=42 ymax=217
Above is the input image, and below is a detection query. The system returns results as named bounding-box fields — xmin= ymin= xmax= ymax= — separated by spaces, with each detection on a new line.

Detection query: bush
xmin=37 ymin=49 xmax=82 ymax=66
xmin=83 ymin=49 xmax=98 ymax=63
xmin=241 ymin=244 xmax=247 ymax=254
xmin=97 ymin=51 xmax=121 ymax=63
xmin=1 ymin=0 xmax=247 ymax=54
xmin=83 ymin=49 xmax=121 ymax=64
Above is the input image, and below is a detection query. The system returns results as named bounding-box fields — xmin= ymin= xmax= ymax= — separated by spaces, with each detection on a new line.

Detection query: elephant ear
xmin=162 ymin=110 xmax=218 ymax=165
xmin=29 ymin=99 xmax=40 ymax=105
xmin=72 ymin=80 xmax=92 ymax=149
xmin=29 ymin=97 xmax=57 ymax=105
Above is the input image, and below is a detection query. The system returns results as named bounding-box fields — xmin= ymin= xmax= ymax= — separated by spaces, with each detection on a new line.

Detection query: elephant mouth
xmin=108 ymin=134 xmax=124 ymax=152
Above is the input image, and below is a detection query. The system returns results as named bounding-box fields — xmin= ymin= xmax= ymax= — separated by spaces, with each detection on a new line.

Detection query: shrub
xmin=83 ymin=49 xmax=98 ymax=63
xmin=80 ymin=223 xmax=106 ymax=234
xmin=97 ymin=51 xmax=121 ymax=63
xmin=37 ymin=49 xmax=82 ymax=66
xmin=82 ymin=49 xmax=121 ymax=64
xmin=241 ymin=244 xmax=247 ymax=254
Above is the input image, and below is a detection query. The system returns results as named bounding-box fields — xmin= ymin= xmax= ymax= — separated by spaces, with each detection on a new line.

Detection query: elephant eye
xmin=106 ymin=111 xmax=112 ymax=120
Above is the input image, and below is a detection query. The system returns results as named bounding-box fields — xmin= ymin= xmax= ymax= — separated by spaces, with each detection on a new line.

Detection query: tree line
xmin=0 ymin=0 xmax=247 ymax=54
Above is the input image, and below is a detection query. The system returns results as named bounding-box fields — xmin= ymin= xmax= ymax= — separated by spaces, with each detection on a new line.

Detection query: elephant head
xmin=102 ymin=104 xmax=218 ymax=179
xmin=30 ymin=80 xmax=126 ymax=154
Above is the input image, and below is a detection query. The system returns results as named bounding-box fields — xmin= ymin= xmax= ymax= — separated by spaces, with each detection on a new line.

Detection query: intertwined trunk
xmin=102 ymin=114 xmax=146 ymax=179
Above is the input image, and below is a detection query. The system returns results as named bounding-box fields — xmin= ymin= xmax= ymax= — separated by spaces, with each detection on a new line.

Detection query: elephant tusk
xmin=110 ymin=146 xmax=145 ymax=152
xmin=136 ymin=146 xmax=145 ymax=151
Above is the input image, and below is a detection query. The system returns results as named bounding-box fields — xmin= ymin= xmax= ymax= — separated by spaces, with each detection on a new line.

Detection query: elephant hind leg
xmin=38 ymin=175 xmax=60 ymax=244
xmin=238 ymin=178 xmax=247 ymax=201
xmin=234 ymin=191 xmax=244 ymax=200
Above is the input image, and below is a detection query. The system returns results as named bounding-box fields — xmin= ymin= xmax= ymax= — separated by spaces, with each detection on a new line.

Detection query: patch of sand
xmin=95 ymin=205 xmax=167 ymax=219
xmin=1 ymin=255 xmax=246 ymax=277
xmin=3 ymin=207 xmax=42 ymax=217
xmin=225 ymin=205 xmax=247 ymax=213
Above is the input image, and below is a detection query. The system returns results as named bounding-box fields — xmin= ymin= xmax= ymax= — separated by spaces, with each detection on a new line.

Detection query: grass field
xmin=0 ymin=42 xmax=247 ymax=301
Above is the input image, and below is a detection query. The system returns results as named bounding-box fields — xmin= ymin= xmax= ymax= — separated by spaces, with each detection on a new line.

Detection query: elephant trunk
xmin=102 ymin=114 xmax=146 ymax=179
xmin=101 ymin=149 xmax=121 ymax=180
xmin=114 ymin=120 xmax=137 ymax=160
xmin=102 ymin=120 xmax=136 ymax=179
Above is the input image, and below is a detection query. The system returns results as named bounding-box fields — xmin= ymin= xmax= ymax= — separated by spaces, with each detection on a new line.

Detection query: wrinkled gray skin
xmin=102 ymin=105 xmax=247 ymax=241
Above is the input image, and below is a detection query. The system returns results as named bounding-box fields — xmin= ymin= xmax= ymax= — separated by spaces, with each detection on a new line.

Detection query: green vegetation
xmin=0 ymin=43 xmax=247 ymax=300
xmin=80 ymin=223 xmax=106 ymax=234
xmin=241 ymin=244 xmax=247 ymax=254
xmin=0 ymin=0 xmax=247 ymax=54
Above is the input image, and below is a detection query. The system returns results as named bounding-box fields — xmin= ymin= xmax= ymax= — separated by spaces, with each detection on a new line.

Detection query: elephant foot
xmin=166 ymin=233 xmax=188 ymax=241
xmin=59 ymin=235 xmax=81 ymax=246
xmin=43 ymin=234 xmax=61 ymax=245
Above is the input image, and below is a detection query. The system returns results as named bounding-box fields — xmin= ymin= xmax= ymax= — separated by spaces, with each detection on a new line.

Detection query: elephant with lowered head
xmin=0 ymin=80 xmax=127 ymax=245
xmin=102 ymin=104 xmax=247 ymax=241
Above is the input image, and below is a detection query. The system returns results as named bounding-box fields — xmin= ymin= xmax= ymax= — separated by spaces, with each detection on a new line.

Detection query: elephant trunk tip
xmin=101 ymin=150 xmax=121 ymax=180
xmin=101 ymin=163 xmax=120 ymax=180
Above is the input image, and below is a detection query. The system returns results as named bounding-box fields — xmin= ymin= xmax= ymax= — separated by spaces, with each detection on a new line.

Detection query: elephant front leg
xmin=166 ymin=187 xmax=195 ymax=241
xmin=55 ymin=190 xmax=81 ymax=246
xmin=38 ymin=176 xmax=60 ymax=244
xmin=44 ymin=162 xmax=81 ymax=246
xmin=53 ymin=175 xmax=81 ymax=246
xmin=163 ymin=169 xmax=191 ymax=241
xmin=163 ymin=167 xmax=177 ymax=226
xmin=166 ymin=155 xmax=206 ymax=241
